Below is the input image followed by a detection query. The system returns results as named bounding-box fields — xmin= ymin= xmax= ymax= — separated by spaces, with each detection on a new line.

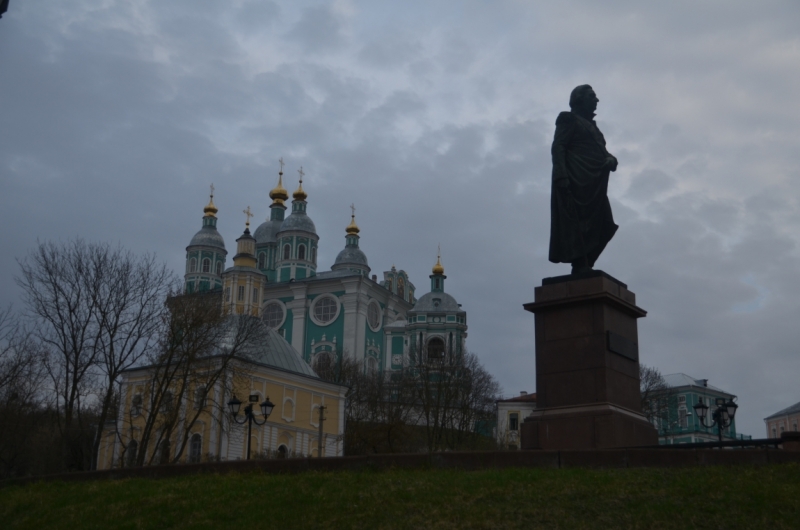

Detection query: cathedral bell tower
xmin=222 ymin=207 xmax=266 ymax=316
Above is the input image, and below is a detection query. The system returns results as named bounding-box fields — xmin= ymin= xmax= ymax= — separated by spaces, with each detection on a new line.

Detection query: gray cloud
xmin=2 ymin=0 xmax=800 ymax=438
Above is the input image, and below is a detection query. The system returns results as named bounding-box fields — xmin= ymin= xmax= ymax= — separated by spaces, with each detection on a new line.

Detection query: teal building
xmin=184 ymin=167 xmax=468 ymax=373
xmin=655 ymin=374 xmax=751 ymax=445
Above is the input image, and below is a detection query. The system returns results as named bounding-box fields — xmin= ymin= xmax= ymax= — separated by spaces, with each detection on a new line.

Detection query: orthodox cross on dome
xmin=243 ymin=206 xmax=253 ymax=228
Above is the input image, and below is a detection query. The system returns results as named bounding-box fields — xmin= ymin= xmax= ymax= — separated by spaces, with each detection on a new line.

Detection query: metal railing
xmin=632 ymin=438 xmax=782 ymax=450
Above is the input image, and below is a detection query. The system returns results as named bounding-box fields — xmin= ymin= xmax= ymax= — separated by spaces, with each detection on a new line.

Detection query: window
xmin=509 ymin=413 xmax=519 ymax=431
xmin=159 ymin=440 xmax=171 ymax=465
xmin=368 ymin=302 xmax=381 ymax=331
xmin=189 ymin=258 xmax=197 ymax=273
xmin=252 ymin=288 xmax=258 ymax=304
xmin=283 ymin=244 xmax=291 ymax=260
xmin=313 ymin=297 xmax=338 ymax=324
xmin=161 ymin=391 xmax=173 ymax=415
xmin=237 ymin=286 xmax=244 ymax=301
xmin=194 ymin=386 xmax=206 ymax=410
xmin=131 ymin=394 xmax=143 ymax=417
xmin=262 ymin=302 xmax=285 ymax=329
xmin=258 ymin=253 xmax=266 ymax=269
xmin=189 ymin=434 xmax=202 ymax=464
xmin=428 ymin=337 xmax=445 ymax=360
xmin=298 ymin=245 xmax=306 ymax=260
xmin=202 ymin=258 xmax=210 ymax=273
xmin=126 ymin=440 xmax=138 ymax=467
xmin=366 ymin=356 xmax=378 ymax=373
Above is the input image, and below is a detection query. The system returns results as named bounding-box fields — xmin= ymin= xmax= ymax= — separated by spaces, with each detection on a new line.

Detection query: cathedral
xmin=183 ymin=165 xmax=468 ymax=373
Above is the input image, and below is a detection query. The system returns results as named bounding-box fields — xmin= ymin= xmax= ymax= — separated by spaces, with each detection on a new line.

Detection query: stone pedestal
xmin=521 ymin=271 xmax=657 ymax=450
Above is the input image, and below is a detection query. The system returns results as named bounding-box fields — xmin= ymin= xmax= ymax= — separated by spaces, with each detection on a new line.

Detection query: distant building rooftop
xmin=764 ymin=399 xmax=800 ymax=421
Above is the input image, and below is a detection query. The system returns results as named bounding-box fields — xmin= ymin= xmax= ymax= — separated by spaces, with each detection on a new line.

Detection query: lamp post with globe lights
xmin=228 ymin=394 xmax=275 ymax=460
xmin=693 ymin=397 xmax=738 ymax=443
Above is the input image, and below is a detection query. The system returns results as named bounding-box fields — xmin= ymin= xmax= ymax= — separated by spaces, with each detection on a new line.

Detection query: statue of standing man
xmin=549 ymin=85 xmax=618 ymax=275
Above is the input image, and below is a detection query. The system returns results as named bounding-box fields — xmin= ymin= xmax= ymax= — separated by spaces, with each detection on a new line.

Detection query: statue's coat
xmin=549 ymin=111 xmax=618 ymax=265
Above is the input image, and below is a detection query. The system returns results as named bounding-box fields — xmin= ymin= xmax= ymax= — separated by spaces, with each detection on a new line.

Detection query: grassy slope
xmin=1 ymin=464 xmax=798 ymax=529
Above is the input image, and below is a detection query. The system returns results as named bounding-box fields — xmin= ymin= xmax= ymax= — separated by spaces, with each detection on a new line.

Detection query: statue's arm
xmin=551 ymin=112 xmax=574 ymax=188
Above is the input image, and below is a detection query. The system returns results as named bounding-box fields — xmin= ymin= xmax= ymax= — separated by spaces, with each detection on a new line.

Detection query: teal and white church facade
xmin=184 ymin=167 xmax=468 ymax=373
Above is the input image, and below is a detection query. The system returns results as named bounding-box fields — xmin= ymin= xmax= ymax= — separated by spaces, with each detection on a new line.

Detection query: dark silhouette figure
xmin=549 ymin=85 xmax=618 ymax=274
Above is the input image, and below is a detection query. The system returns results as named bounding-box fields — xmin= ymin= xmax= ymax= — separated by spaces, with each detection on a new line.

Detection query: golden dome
xmin=432 ymin=255 xmax=444 ymax=275
xmin=293 ymin=181 xmax=307 ymax=201
xmin=293 ymin=166 xmax=307 ymax=201
xmin=203 ymin=186 xmax=218 ymax=217
xmin=346 ymin=214 xmax=360 ymax=235
xmin=269 ymin=171 xmax=289 ymax=205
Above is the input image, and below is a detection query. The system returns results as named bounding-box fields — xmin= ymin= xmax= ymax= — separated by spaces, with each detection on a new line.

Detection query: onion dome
xmin=203 ymin=186 xmax=218 ymax=217
xmin=189 ymin=186 xmax=225 ymax=251
xmin=279 ymin=167 xmax=316 ymax=234
xmin=293 ymin=166 xmax=308 ymax=201
xmin=432 ymin=255 xmax=444 ymax=275
xmin=332 ymin=205 xmax=369 ymax=274
xmin=346 ymin=213 xmax=360 ymax=235
xmin=293 ymin=180 xmax=307 ymax=201
xmin=269 ymin=169 xmax=289 ymax=205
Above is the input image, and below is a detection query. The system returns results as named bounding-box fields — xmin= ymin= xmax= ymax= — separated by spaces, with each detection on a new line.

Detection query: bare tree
xmin=16 ymin=240 xmax=177 ymax=470
xmin=16 ymin=240 xmax=105 ymax=469
xmin=640 ymin=363 xmax=676 ymax=430
xmin=125 ymin=292 xmax=267 ymax=466
xmin=415 ymin=349 xmax=501 ymax=452
xmin=0 ymin=306 xmax=49 ymax=477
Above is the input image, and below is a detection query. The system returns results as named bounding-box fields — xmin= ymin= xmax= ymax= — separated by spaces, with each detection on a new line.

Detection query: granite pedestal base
xmin=521 ymin=271 xmax=657 ymax=450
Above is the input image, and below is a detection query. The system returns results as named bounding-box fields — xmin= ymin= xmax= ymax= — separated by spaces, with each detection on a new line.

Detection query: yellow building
xmin=96 ymin=321 xmax=347 ymax=469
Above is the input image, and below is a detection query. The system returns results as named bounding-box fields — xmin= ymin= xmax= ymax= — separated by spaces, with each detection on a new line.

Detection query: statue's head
xmin=569 ymin=84 xmax=598 ymax=115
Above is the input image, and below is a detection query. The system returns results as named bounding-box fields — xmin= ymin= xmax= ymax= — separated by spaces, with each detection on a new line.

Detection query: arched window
xmin=159 ymin=439 xmax=171 ymax=465
xmin=428 ymin=337 xmax=445 ymax=360
xmin=258 ymin=253 xmax=266 ymax=269
xmin=189 ymin=258 xmax=197 ymax=273
xmin=283 ymin=244 xmax=291 ymax=260
xmin=161 ymin=391 xmax=173 ymax=415
xmin=131 ymin=394 xmax=143 ymax=417
xmin=126 ymin=440 xmax=138 ymax=467
xmin=366 ymin=356 xmax=378 ymax=373
xmin=298 ymin=245 xmax=306 ymax=260
xmin=189 ymin=434 xmax=202 ymax=464
xmin=194 ymin=386 xmax=206 ymax=410
xmin=202 ymin=258 xmax=210 ymax=273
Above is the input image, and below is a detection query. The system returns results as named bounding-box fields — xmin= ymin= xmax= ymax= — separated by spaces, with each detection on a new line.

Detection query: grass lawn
xmin=1 ymin=463 xmax=798 ymax=529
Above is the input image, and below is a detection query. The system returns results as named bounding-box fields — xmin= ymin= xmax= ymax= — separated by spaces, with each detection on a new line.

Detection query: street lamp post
xmin=693 ymin=397 xmax=738 ymax=443
xmin=228 ymin=394 xmax=275 ymax=460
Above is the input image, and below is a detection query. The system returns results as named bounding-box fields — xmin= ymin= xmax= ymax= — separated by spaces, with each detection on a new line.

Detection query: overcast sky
xmin=2 ymin=0 xmax=799 ymax=437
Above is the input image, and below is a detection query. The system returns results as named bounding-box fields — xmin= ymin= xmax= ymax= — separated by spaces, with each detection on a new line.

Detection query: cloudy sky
xmin=2 ymin=0 xmax=799 ymax=437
